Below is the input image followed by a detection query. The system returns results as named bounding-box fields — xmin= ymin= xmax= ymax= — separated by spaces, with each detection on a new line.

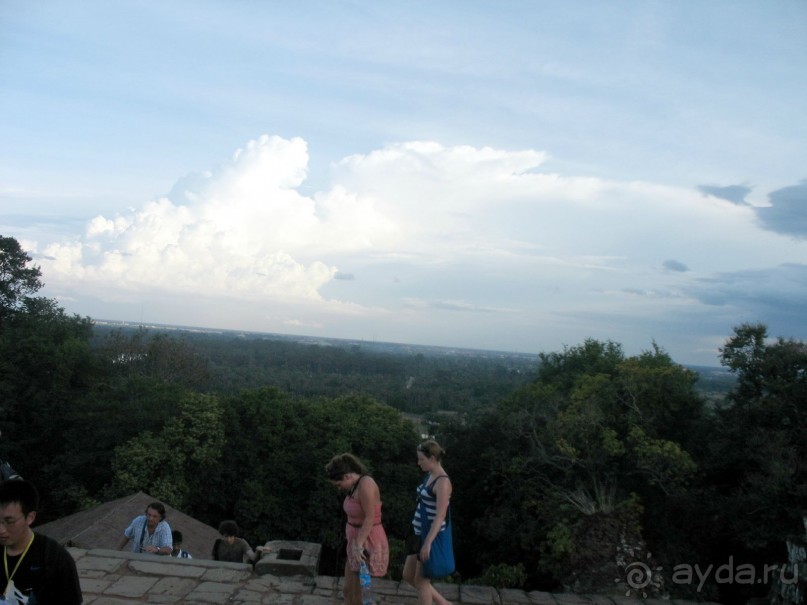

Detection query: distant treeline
xmin=92 ymin=324 xmax=542 ymax=414
xmin=91 ymin=323 xmax=736 ymax=414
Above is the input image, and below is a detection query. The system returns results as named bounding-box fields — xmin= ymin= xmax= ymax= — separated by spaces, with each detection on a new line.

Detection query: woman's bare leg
xmin=402 ymin=554 xmax=451 ymax=605
xmin=343 ymin=559 xmax=360 ymax=605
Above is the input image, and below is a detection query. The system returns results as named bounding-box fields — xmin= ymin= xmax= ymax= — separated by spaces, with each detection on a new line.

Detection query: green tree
xmin=0 ymin=236 xmax=104 ymax=518
xmin=682 ymin=323 xmax=807 ymax=603
xmin=0 ymin=235 xmax=43 ymax=324
xmin=196 ymin=388 xmax=419 ymax=572
xmin=94 ymin=328 xmax=211 ymax=391
xmin=443 ymin=339 xmax=704 ymax=592
xmin=108 ymin=392 xmax=225 ymax=509
xmin=710 ymin=323 xmax=807 ymax=547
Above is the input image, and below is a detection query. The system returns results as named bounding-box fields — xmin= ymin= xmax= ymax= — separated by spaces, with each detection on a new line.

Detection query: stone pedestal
xmin=254 ymin=540 xmax=321 ymax=578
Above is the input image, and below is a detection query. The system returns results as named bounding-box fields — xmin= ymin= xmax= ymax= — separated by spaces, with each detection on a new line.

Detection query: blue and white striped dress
xmin=412 ymin=475 xmax=449 ymax=536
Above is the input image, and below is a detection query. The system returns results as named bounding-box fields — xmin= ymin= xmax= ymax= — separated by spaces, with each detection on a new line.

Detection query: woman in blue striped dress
xmin=402 ymin=439 xmax=453 ymax=605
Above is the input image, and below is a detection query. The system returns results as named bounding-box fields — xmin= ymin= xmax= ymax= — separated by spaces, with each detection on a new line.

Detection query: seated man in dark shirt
xmin=0 ymin=479 xmax=83 ymax=604
xmin=212 ymin=519 xmax=270 ymax=564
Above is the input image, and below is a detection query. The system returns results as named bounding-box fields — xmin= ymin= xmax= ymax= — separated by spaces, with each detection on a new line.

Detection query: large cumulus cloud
xmin=33 ymin=134 xmax=807 ymax=363
xmin=40 ymin=135 xmax=398 ymax=304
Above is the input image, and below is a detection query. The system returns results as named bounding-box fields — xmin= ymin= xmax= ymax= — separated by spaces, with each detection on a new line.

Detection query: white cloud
xmin=41 ymin=135 xmax=391 ymax=303
xmin=33 ymin=134 xmax=807 ymax=365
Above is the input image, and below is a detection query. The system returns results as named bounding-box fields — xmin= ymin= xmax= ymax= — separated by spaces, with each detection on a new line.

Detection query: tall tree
xmin=443 ymin=340 xmax=704 ymax=593
xmin=711 ymin=323 xmax=807 ymax=547
xmin=108 ymin=392 xmax=226 ymax=509
xmin=0 ymin=236 xmax=101 ymax=519
xmin=0 ymin=235 xmax=43 ymax=325
xmin=197 ymin=388 xmax=420 ymax=563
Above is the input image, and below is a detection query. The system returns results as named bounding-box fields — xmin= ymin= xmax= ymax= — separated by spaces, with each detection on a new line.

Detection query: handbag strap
xmin=139 ymin=518 xmax=149 ymax=550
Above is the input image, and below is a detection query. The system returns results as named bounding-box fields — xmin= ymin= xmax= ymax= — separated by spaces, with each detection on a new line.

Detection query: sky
xmin=1 ymin=1 xmax=806 ymax=367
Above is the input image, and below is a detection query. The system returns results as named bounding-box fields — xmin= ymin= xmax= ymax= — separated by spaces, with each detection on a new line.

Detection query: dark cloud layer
xmin=697 ymin=184 xmax=751 ymax=205
xmin=687 ymin=264 xmax=807 ymax=326
xmin=663 ymin=259 xmax=689 ymax=272
xmin=756 ymin=180 xmax=807 ymax=239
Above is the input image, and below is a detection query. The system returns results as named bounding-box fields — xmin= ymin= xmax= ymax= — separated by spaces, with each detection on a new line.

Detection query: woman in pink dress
xmin=326 ymin=453 xmax=390 ymax=605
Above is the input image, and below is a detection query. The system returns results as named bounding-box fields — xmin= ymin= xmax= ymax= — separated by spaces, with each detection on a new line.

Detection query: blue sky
xmin=2 ymin=1 xmax=806 ymax=366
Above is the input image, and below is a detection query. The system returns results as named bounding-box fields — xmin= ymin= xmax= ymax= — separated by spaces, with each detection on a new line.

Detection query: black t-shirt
xmin=0 ymin=533 xmax=82 ymax=604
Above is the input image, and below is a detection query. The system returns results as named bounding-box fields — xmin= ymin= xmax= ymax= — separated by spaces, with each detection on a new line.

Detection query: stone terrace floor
xmin=75 ymin=548 xmax=720 ymax=605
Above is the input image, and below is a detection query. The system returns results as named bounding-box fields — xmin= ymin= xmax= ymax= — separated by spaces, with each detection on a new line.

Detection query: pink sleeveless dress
xmin=344 ymin=495 xmax=389 ymax=576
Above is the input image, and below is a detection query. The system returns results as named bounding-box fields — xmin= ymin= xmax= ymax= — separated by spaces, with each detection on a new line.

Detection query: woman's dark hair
xmin=417 ymin=439 xmax=445 ymax=461
xmin=218 ymin=520 xmax=239 ymax=536
xmin=325 ymin=453 xmax=368 ymax=480
xmin=147 ymin=502 xmax=166 ymax=520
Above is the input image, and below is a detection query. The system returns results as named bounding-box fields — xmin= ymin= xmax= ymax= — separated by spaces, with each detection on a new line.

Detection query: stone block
xmin=434 ymin=581 xmax=461 ymax=601
xmin=184 ymin=580 xmax=239 ymax=602
xmin=460 ymin=583 xmax=499 ymax=604
xmin=79 ymin=576 xmax=113 ymax=594
xmin=384 ymin=595 xmax=418 ymax=605
xmin=500 ymin=587 xmax=533 ymax=604
xmin=130 ymin=559 xmax=207 ymax=578
xmin=609 ymin=597 xmax=644 ymax=604
xmin=256 ymin=540 xmax=322 ymax=578
xmin=244 ymin=572 xmax=283 ymax=591
xmin=397 ymin=580 xmax=419 ymax=597
xmin=265 ymin=575 xmax=318 ymax=594
xmin=77 ymin=554 xmax=127 ymax=573
xmin=230 ymin=587 xmax=266 ymax=603
xmin=314 ymin=575 xmax=338 ymax=591
xmin=553 ymin=593 xmax=595 ymax=604
xmin=149 ymin=576 xmax=198 ymax=597
xmin=139 ymin=596 xmax=181 ymax=604
xmin=200 ymin=565 xmax=253 ymax=583
xmin=103 ymin=575 xmax=159 ymax=597
xmin=89 ymin=598 xmax=147 ymax=605
xmin=372 ymin=576 xmax=400 ymax=596
xmin=300 ymin=596 xmax=339 ymax=605
xmin=528 ymin=591 xmax=558 ymax=604
xmin=263 ymin=595 xmax=298 ymax=605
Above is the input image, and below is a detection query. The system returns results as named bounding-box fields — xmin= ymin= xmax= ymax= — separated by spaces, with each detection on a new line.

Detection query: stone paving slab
xmin=263 ymin=595 xmax=298 ymax=605
xmin=528 ymin=591 xmax=558 ymax=604
xmin=500 ymin=587 xmax=533 ymax=603
xmin=74 ymin=548 xmax=721 ymax=605
xmin=581 ymin=596 xmax=615 ymax=604
xmin=461 ymin=584 xmax=499 ymax=604
xmin=554 ymin=593 xmax=597 ymax=604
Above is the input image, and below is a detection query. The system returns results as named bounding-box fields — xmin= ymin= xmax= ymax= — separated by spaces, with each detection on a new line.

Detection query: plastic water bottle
xmin=358 ymin=561 xmax=375 ymax=605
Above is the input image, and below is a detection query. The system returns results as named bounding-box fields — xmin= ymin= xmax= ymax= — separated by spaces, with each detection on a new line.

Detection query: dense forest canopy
xmin=90 ymin=321 xmax=544 ymax=414
xmin=1 ymin=235 xmax=803 ymax=604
